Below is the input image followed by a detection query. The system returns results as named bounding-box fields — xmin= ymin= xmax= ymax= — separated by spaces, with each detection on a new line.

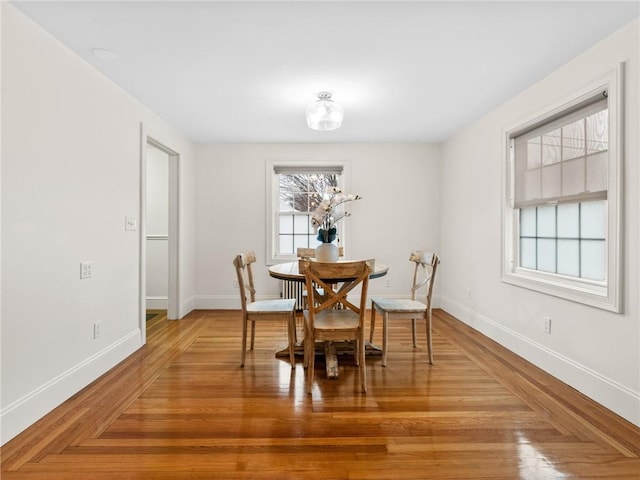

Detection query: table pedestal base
xmin=275 ymin=340 xmax=382 ymax=378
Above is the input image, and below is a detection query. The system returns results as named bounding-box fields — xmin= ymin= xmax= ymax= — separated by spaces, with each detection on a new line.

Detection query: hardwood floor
xmin=2 ymin=309 xmax=639 ymax=479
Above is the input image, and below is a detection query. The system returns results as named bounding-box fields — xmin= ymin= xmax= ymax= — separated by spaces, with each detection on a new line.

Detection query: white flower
xmin=310 ymin=188 xmax=362 ymax=242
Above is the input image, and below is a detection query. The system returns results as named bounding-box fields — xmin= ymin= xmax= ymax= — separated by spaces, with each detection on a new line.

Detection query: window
xmin=502 ymin=66 xmax=622 ymax=312
xmin=266 ymin=161 xmax=350 ymax=264
xmin=519 ymin=201 xmax=606 ymax=280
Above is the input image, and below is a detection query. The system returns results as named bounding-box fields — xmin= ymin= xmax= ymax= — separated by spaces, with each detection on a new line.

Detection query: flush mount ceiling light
xmin=305 ymin=91 xmax=344 ymax=131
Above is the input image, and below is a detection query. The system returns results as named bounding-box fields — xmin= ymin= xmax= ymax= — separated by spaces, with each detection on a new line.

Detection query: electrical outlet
xmin=544 ymin=316 xmax=552 ymax=334
xmin=93 ymin=321 xmax=103 ymax=339
xmin=233 ymin=280 xmax=239 ymax=288
xmin=385 ymin=279 xmax=391 ymax=288
xmin=466 ymin=288 xmax=472 ymax=300
xmin=80 ymin=261 xmax=94 ymax=279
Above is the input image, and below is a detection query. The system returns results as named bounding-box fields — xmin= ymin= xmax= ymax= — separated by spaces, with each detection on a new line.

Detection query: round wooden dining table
xmin=268 ymin=259 xmax=388 ymax=378
xmin=268 ymin=259 xmax=388 ymax=282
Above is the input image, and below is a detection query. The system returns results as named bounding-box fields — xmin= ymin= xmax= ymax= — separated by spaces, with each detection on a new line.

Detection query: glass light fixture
xmin=306 ymin=92 xmax=344 ymax=131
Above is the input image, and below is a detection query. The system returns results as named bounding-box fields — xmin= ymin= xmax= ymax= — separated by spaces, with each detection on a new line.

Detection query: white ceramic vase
xmin=316 ymin=243 xmax=339 ymax=262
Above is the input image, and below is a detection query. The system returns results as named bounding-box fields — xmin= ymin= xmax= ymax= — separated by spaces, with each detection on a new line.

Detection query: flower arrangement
xmin=310 ymin=187 xmax=362 ymax=243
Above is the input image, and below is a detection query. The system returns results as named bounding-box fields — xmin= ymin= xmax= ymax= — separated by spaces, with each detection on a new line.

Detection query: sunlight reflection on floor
xmin=517 ymin=431 xmax=567 ymax=479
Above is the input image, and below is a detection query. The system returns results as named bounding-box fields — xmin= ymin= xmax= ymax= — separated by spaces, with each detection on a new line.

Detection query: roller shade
xmin=274 ymin=165 xmax=343 ymax=175
xmin=512 ymin=92 xmax=608 ymax=208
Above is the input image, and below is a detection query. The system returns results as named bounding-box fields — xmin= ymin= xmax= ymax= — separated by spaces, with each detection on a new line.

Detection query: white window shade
xmin=512 ymin=94 xmax=608 ymax=208
xmin=274 ymin=165 xmax=343 ymax=175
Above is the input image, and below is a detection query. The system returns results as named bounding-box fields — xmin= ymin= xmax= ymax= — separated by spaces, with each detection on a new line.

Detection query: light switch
xmin=125 ymin=217 xmax=137 ymax=231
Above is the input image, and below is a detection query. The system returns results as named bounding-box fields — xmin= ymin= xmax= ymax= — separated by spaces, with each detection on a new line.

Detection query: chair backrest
xmin=233 ymin=251 xmax=257 ymax=312
xmin=299 ymin=260 xmax=370 ymax=325
xmin=296 ymin=246 xmax=345 ymax=259
xmin=409 ymin=251 xmax=440 ymax=308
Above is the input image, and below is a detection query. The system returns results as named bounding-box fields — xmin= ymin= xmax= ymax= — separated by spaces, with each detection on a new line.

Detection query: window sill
xmin=502 ymin=268 xmax=620 ymax=312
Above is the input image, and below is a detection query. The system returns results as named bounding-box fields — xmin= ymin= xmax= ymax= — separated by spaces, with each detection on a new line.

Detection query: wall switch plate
xmin=80 ymin=261 xmax=94 ymax=279
xmin=125 ymin=217 xmax=137 ymax=231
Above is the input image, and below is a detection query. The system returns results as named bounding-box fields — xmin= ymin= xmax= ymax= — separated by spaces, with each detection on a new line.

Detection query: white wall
xmin=195 ymin=143 xmax=441 ymax=309
xmin=0 ymin=4 xmax=197 ymax=444
xmin=440 ymin=19 xmax=640 ymax=426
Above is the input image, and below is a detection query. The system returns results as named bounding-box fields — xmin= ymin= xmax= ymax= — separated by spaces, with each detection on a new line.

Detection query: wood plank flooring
xmin=1 ymin=309 xmax=639 ymax=479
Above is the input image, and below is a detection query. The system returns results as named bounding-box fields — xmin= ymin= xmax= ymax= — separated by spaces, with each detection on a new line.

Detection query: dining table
xmin=268 ymin=259 xmax=389 ymax=379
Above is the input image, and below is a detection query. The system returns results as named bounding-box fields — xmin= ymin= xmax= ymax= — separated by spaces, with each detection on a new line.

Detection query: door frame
xmin=139 ymin=125 xmax=180 ymax=343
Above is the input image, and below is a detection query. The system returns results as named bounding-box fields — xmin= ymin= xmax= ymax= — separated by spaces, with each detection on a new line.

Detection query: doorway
xmin=140 ymin=133 xmax=179 ymax=343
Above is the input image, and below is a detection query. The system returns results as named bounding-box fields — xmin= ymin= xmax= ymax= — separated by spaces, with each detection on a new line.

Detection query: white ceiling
xmin=10 ymin=1 xmax=639 ymax=143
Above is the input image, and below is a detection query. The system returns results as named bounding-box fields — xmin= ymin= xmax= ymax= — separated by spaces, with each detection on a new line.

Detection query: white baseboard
xmin=179 ymin=296 xmax=196 ymax=319
xmin=195 ymin=294 xmax=254 ymax=310
xmin=146 ymin=296 xmax=168 ymax=310
xmin=0 ymin=329 xmax=143 ymax=445
xmin=440 ymin=295 xmax=640 ymax=428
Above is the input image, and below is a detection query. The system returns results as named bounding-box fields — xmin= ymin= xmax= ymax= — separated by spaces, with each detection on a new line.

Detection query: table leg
xmin=324 ymin=341 xmax=339 ymax=378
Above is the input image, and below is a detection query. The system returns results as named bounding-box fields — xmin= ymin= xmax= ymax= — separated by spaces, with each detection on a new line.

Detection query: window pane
xmin=542 ymin=128 xmax=561 ymax=165
xmin=526 ymin=137 xmax=541 ymax=169
xmin=562 ymin=119 xmax=585 ymax=160
xmin=279 ymin=215 xmax=293 ymax=234
xmin=280 ymin=174 xmax=305 ymax=192
xmin=541 ymin=163 xmax=561 ymax=199
xmin=581 ymin=201 xmax=606 ymax=239
xmin=581 ymin=240 xmax=606 ymax=281
xmin=293 ymin=235 xmax=309 ymax=251
xmin=524 ymin=169 xmax=541 ymax=202
xmin=292 ymin=193 xmax=309 ymax=212
xmin=294 ymin=215 xmax=309 ymax=234
xmin=279 ymin=191 xmax=294 ymax=211
xmin=557 ymin=239 xmax=579 ymax=277
xmin=586 ymin=151 xmax=607 ymax=192
xmin=278 ymin=235 xmax=293 ymax=255
xmin=562 ymin=158 xmax=585 ymax=196
xmin=586 ymin=109 xmax=608 ymax=154
xmin=537 ymin=239 xmax=556 ymax=273
xmin=557 ymin=203 xmax=579 ymax=238
xmin=520 ymin=238 xmax=536 ymax=269
xmin=537 ymin=205 xmax=556 ymax=237
xmin=520 ymin=207 xmax=536 ymax=237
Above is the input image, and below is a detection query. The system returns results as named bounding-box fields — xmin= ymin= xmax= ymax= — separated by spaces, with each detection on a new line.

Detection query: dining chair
xmin=369 ymin=251 xmax=440 ymax=366
xmin=233 ymin=251 xmax=297 ymax=367
xmin=299 ymin=259 xmax=371 ymax=394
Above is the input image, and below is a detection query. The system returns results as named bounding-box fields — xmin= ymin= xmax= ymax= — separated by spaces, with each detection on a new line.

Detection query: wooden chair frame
xmin=234 ymin=251 xmax=297 ymax=367
xmin=296 ymin=247 xmax=345 ymax=309
xmin=370 ymin=251 xmax=440 ymax=366
xmin=300 ymin=260 xmax=370 ymax=394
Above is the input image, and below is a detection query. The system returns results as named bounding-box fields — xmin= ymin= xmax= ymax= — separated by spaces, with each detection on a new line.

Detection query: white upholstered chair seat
xmin=369 ymin=297 xmax=426 ymax=313
xmin=247 ymin=299 xmax=296 ymax=314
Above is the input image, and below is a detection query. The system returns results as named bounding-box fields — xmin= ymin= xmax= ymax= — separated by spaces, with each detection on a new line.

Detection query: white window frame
xmin=265 ymin=159 xmax=352 ymax=265
xmin=502 ymin=65 xmax=623 ymax=312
